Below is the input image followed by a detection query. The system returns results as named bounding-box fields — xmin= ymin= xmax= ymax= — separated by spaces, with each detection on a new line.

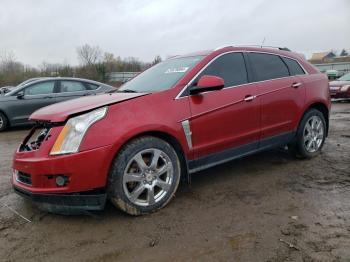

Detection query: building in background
xmin=309 ymin=50 xmax=350 ymax=80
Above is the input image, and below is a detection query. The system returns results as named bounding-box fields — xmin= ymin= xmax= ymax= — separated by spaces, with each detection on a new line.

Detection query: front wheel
xmin=0 ymin=112 xmax=8 ymax=132
xmin=108 ymin=136 xmax=181 ymax=215
xmin=290 ymin=109 xmax=327 ymax=159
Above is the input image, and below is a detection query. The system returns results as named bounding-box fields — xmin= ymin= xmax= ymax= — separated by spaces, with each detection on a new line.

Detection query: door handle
xmin=244 ymin=95 xmax=256 ymax=102
xmin=291 ymin=82 xmax=302 ymax=88
xmin=44 ymin=96 xmax=53 ymax=99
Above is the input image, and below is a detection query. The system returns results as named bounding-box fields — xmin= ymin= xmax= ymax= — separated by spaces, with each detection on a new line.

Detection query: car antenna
xmin=261 ymin=37 xmax=266 ymax=48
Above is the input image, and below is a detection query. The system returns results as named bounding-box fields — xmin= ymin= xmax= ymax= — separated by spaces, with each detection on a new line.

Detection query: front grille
xmin=16 ymin=171 xmax=32 ymax=186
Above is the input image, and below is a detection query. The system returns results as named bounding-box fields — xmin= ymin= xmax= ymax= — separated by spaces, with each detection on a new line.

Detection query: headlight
xmin=50 ymin=107 xmax=108 ymax=155
xmin=340 ymin=85 xmax=350 ymax=92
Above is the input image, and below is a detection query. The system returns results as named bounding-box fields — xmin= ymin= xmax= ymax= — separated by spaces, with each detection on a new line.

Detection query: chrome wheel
xmin=123 ymin=148 xmax=174 ymax=207
xmin=303 ymin=115 xmax=324 ymax=153
xmin=0 ymin=116 xmax=3 ymax=129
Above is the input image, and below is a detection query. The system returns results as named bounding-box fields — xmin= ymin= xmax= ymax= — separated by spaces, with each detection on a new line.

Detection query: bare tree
xmin=152 ymin=55 xmax=162 ymax=65
xmin=0 ymin=50 xmax=16 ymax=64
xmin=76 ymin=44 xmax=102 ymax=65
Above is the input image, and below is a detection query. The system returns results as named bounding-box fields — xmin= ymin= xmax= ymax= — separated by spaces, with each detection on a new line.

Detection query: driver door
xmin=187 ymin=52 xmax=260 ymax=164
xmin=10 ymin=80 xmax=58 ymax=124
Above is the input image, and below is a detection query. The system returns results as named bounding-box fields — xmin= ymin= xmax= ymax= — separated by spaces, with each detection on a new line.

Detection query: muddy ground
xmin=0 ymin=102 xmax=349 ymax=262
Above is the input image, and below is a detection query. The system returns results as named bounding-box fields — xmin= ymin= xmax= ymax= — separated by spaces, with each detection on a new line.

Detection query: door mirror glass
xmin=190 ymin=75 xmax=224 ymax=95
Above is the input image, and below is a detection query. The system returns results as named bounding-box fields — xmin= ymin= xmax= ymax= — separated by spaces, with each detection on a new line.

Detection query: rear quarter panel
xmin=299 ymin=72 xmax=331 ymax=120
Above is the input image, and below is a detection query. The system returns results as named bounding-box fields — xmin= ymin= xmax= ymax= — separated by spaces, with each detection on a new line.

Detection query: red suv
xmin=12 ymin=46 xmax=330 ymax=215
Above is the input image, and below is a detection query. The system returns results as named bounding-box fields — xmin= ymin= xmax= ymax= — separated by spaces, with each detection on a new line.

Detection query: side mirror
xmin=190 ymin=75 xmax=224 ymax=95
xmin=16 ymin=91 xmax=24 ymax=99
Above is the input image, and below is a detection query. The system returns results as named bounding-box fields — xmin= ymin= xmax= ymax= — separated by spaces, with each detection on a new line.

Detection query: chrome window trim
xmin=21 ymin=92 xmax=56 ymax=97
xmin=175 ymin=50 xmax=308 ymax=100
xmin=57 ymin=88 xmax=100 ymax=94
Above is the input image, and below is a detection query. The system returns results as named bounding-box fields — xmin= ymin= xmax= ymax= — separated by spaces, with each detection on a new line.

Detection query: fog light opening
xmin=55 ymin=175 xmax=68 ymax=187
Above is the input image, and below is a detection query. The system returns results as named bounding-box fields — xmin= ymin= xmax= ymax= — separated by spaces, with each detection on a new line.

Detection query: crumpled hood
xmin=329 ymin=81 xmax=350 ymax=87
xmin=30 ymin=92 xmax=147 ymax=122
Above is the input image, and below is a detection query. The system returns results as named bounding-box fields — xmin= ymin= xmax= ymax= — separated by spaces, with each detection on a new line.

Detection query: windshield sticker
xmin=165 ymin=67 xmax=189 ymax=74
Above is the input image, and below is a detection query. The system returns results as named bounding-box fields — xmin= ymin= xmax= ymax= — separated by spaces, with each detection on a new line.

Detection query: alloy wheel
xmin=122 ymin=148 xmax=174 ymax=207
xmin=303 ymin=115 xmax=324 ymax=153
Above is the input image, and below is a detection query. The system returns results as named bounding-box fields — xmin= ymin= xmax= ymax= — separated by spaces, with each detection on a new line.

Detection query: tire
xmin=0 ymin=112 xmax=8 ymax=132
xmin=290 ymin=109 xmax=327 ymax=159
xmin=107 ymin=136 xmax=181 ymax=215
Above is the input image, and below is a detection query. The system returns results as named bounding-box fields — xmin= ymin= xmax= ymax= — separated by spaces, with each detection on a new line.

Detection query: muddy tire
xmin=107 ymin=136 xmax=181 ymax=215
xmin=0 ymin=112 xmax=8 ymax=132
xmin=290 ymin=109 xmax=326 ymax=159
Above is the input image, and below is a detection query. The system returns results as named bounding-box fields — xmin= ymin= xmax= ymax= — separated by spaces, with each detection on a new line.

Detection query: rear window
xmin=249 ymin=53 xmax=289 ymax=81
xmin=86 ymin=83 xmax=99 ymax=90
xmin=282 ymin=57 xmax=305 ymax=76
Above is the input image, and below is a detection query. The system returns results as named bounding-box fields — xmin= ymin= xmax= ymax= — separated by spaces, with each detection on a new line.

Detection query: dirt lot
xmin=0 ymin=102 xmax=349 ymax=262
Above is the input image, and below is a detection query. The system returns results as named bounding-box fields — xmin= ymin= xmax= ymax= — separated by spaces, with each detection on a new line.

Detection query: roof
xmin=22 ymin=77 xmax=109 ymax=86
xmin=309 ymin=51 xmax=335 ymax=61
xmin=176 ymin=46 xmax=302 ymax=60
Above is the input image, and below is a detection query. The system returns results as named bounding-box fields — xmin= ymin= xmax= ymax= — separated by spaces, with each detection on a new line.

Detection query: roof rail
xmin=214 ymin=45 xmax=233 ymax=51
xmin=214 ymin=45 xmax=291 ymax=51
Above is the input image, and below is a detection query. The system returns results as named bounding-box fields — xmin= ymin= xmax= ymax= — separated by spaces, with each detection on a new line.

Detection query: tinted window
xmin=24 ymin=81 xmax=55 ymax=95
xmin=196 ymin=53 xmax=248 ymax=88
xmin=60 ymin=81 xmax=86 ymax=92
xmin=249 ymin=53 xmax=289 ymax=81
xmin=282 ymin=57 xmax=305 ymax=75
xmin=86 ymin=83 xmax=99 ymax=90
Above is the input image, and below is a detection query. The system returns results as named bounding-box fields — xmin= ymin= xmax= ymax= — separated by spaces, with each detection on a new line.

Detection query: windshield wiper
xmin=107 ymin=89 xmax=137 ymax=94
xmin=117 ymin=89 xmax=138 ymax=93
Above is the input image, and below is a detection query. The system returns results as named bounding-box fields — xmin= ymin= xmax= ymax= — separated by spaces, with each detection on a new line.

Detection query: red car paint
xmin=12 ymin=46 xmax=331 ymax=208
xmin=329 ymin=81 xmax=350 ymax=99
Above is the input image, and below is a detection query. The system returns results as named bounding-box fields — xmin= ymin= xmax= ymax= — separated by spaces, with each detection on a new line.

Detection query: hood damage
xmin=30 ymin=92 xmax=148 ymax=123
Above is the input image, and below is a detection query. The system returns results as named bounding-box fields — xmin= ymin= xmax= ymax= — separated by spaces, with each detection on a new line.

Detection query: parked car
xmin=329 ymin=72 xmax=350 ymax=99
xmin=0 ymin=78 xmax=51 ymax=95
xmin=12 ymin=46 xmax=330 ymax=215
xmin=0 ymin=77 xmax=115 ymax=131
xmin=326 ymin=69 xmax=342 ymax=80
xmin=17 ymin=77 xmax=51 ymax=87
xmin=0 ymin=86 xmax=15 ymax=95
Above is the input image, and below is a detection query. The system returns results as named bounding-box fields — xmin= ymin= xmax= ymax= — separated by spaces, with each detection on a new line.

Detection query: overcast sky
xmin=0 ymin=0 xmax=349 ymax=66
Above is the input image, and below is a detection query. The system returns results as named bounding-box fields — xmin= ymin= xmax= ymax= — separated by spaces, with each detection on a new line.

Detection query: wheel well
xmin=306 ymin=103 xmax=329 ymax=135
xmin=122 ymin=131 xmax=189 ymax=183
xmin=0 ymin=110 xmax=10 ymax=125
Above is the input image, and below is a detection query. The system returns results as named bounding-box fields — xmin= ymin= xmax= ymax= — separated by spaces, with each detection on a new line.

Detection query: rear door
xmin=9 ymin=80 xmax=57 ymax=124
xmin=247 ymin=52 xmax=305 ymax=146
xmin=188 ymin=52 xmax=260 ymax=162
xmin=55 ymin=80 xmax=91 ymax=103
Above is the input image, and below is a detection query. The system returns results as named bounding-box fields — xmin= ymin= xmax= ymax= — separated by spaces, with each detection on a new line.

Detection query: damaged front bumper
xmin=13 ymin=185 xmax=106 ymax=213
xmin=12 ymin=122 xmax=114 ymax=214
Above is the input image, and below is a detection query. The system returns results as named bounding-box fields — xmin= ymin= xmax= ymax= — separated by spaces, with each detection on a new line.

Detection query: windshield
xmin=118 ymin=56 xmax=204 ymax=93
xmin=337 ymin=73 xmax=350 ymax=81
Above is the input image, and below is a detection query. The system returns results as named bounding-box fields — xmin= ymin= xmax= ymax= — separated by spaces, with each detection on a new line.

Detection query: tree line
xmin=0 ymin=44 xmax=162 ymax=87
